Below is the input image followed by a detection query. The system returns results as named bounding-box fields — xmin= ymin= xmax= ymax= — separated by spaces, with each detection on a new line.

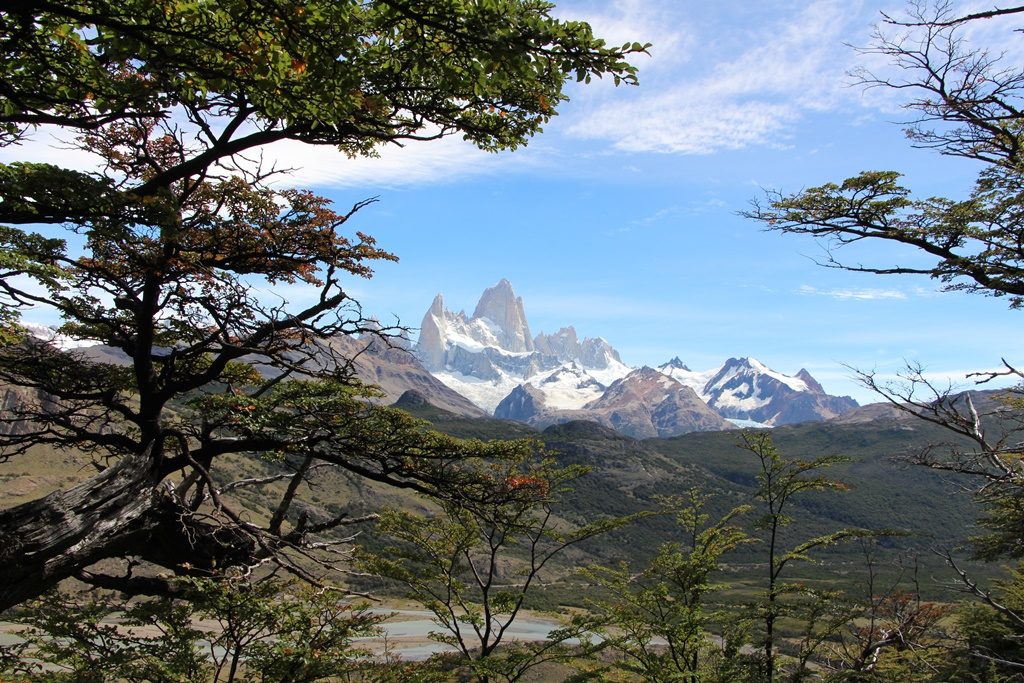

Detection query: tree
xmin=743 ymin=0 xmax=1024 ymax=539
xmin=741 ymin=431 xmax=866 ymax=682
xmin=744 ymin=2 xmax=1024 ymax=308
xmin=0 ymin=0 xmax=647 ymax=610
xmin=813 ymin=541 xmax=951 ymax=682
xmin=0 ymin=121 xmax=543 ymax=610
xmin=584 ymin=490 xmax=754 ymax=683
xmin=744 ymin=0 xmax=1024 ymax=671
xmin=359 ymin=453 xmax=633 ymax=683
xmin=2 ymin=575 xmax=392 ymax=683
xmin=0 ymin=0 xmax=647 ymax=173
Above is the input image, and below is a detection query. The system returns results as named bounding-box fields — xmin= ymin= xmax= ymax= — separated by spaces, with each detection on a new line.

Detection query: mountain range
xmin=18 ymin=279 xmax=859 ymax=439
xmin=415 ymin=279 xmax=858 ymax=437
xmin=15 ymin=321 xmax=484 ymax=417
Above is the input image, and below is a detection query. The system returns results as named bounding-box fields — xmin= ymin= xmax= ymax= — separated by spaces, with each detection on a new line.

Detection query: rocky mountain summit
xmin=492 ymin=366 xmax=732 ymax=439
xmin=416 ymin=280 xmax=859 ymax=435
xmin=701 ymin=357 xmax=859 ymax=425
xmin=416 ymin=279 xmax=630 ymax=412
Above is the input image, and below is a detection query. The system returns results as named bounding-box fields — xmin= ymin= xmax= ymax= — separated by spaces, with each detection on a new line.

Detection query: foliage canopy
xmin=0 ymin=0 xmax=646 ymax=610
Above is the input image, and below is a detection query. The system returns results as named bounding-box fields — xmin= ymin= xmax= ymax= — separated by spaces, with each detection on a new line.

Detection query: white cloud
xmin=0 ymin=129 xmax=106 ymax=171
xmin=566 ymin=0 xmax=874 ymax=154
xmin=0 ymin=107 xmax=557 ymax=191
xmin=629 ymin=205 xmax=680 ymax=227
xmin=798 ymin=284 xmax=907 ymax=301
xmin=574 ymin=98 xmax=798 ymax=154
xmin=260 ymin=134 xmax=544 ymax=190
xmin=558 ymin=0 xmax=692 ymax=72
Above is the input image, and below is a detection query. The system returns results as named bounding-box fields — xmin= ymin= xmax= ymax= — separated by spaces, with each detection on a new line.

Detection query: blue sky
xmin=10 ymin=0 xmax=1023 ymax=405
xmin=305 ymin=0 xmax=1022 ymax=405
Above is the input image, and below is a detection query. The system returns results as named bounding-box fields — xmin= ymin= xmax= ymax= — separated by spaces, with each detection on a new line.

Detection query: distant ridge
xmin=415 ymin=280 xmax=860 ymax=435
xmin=701 ymin=357 xmax=858 ymax=425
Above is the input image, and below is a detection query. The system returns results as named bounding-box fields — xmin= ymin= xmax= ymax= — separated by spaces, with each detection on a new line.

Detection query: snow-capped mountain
xmin=698 ymin=357 xmax=858 ymax=426
xmin=656 ymin=357 xmax=719 ymax=395
xmin=416 ymin=281 xmax=859 ymax=432
xmin=18 ymin=322 xmax=102 ymax=351
xmin=578 ymin=367 xmax=733 ymax=437
xmin=417 ymin=279 xmax=534 ymax=371
xmin=416 ymin=279 xmax=631 ymax=412
xmin=494 ymin=367 xmax=733 ymax=438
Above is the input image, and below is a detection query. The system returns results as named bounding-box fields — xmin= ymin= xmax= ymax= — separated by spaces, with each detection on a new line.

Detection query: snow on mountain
xmin=416 ymin=280 xmax=631 ymax=413
xmin=700 ymin=357 xmax=857 ymax=426
xmin=656 ymin=357 xmax=718 ymax=395
xmin=536 ymin=362 xmax=608 ymax=409
xmin=434 ymin=357 xmax=628 ymax=414
xmin=704 ymin=356 xmax=809 ymax=402
xmin=431 ymin=369 xmax=520 ymax=413
xmin=495 ymin=366 xmax=734 ymax=438
xmin=18 ymin=322 xmax=102 ymax=351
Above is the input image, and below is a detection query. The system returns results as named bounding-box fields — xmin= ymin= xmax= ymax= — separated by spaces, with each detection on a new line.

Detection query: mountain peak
xmin=428 ymin=293 xmax=444 ymax=316
xmin=720 ymin=357 xmax=778 ymax=376
xmin=703 ymin=357 xmax=857 ymax=425
xmin=795 ymin=368 xmax=825 ymax=394
xmin=494 ymin=383 xmax=547 ymax=422
xmin=392 ymin=389 xmax=432 ymax=408
xmin=472 ymin=279 xmax=534 ymax=353
xmin=663 ymin=356 xmax=691 ymax=371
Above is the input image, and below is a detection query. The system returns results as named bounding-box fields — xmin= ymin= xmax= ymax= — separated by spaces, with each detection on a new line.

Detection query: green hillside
xmin=1 ymin=394 xmax=994 ymax=603
xmin=394 ymin=399 xmax=991 ymax=597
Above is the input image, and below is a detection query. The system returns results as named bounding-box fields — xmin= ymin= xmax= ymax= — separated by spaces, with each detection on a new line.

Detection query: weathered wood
xmin=0 ymin=445 xmax=163 ymax=611
xmin=0 ymin=442 xmax=256 ymax=612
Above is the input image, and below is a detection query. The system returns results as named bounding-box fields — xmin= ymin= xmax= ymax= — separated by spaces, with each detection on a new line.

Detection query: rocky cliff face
xmin=701 ymin=357 xmax=857 ymax=426
xmin=417 ymin=294 xmax=448 ymax=371
xmin=495 ymin=367 xmax=733 ymax=438
xmin=471 ymin=279 xmax=534 ymax=353
xmin=534 ymin=327 xmax=621 ymax=369
xmin=415 ymin=280 xmax=631 ymax=412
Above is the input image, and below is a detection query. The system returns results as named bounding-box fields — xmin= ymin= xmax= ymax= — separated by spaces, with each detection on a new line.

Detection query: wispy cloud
xmin=0 ymin=129 xmax=108 ymax=171
xmin=3 ymin=122 xmax=542 ymax=191
xmin=566 ymin=0 xmax=871 ymax=154
xmin=798 ymin=284 xmax=907 ymax=301
xmin=556 ymin=0 xmax=693 ymax=76
xmin=261 ymin=134 xmax=548 ymax=190
xmin=630 ymin=205 xmax=681 ymax=227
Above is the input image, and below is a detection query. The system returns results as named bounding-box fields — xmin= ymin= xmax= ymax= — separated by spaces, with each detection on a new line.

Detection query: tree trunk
xmin=0 ymin=443 xmax=257 ymax=612
xmin=0 ymin=445 xmax=165 ymax=611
